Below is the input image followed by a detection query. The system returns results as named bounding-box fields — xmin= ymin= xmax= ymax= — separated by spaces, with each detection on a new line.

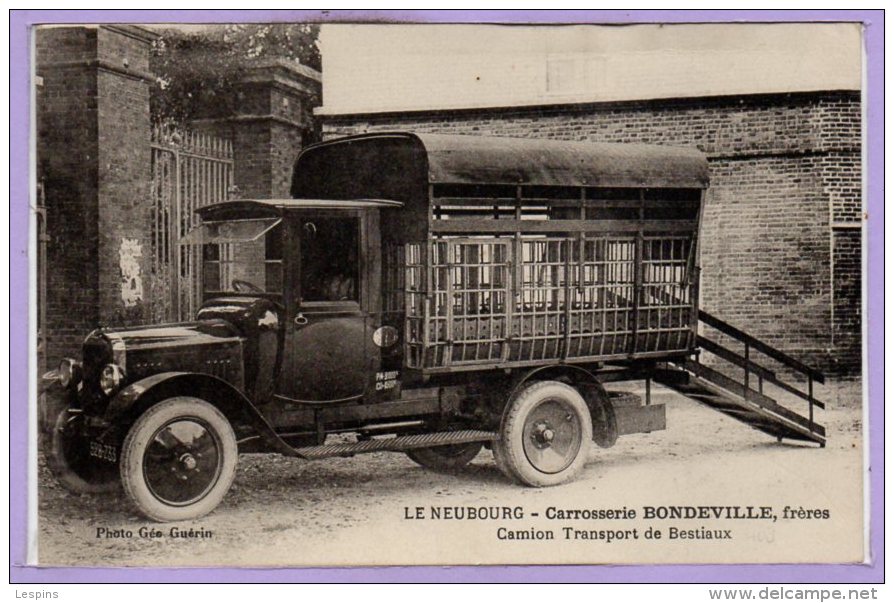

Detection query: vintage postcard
xmin=24 ymin=15 xmax=872 ymax=571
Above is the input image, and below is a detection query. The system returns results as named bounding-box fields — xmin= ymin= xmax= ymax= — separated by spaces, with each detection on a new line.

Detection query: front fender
xmin=105 ymin=371 xmax=189 ymax=423
xmin=39 ymin=379 xmax=72 ymax=437
xmin=105 ymin=372 xmax=296 ymax=456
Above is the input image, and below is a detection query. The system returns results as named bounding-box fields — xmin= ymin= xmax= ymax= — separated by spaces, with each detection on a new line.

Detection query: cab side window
xmin=300 ymin=217 xmax=360 ymax=302
xmin=265 ymin=225 xmax=283 ymax=292
xmin=201 ymin=223 xmax=283 ymax=294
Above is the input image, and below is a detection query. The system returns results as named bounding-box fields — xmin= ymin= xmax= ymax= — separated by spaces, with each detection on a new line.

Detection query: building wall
xmin=831 ymin=228 xmax=862 ymax=373
xmin=321 ymin=90 xmax=861 ymax=375
xmin=36 ymin=26 xmax=155 ymax=365
xmin=318 ymin=23 xmax=861 ymax=115
xmin=190 ymin=60 xmax=321 ymax=199
xmin=36 ymin=28 xmax=102 ymax=365
xmin=95 ymin=27 xmax=154 ymax=328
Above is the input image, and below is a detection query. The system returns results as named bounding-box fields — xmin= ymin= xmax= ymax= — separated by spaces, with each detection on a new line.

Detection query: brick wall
xmin=95 ymin=27 xmax=154 ymax=327
xmin=36 ymin=28 xmax=101 ymax=365
xmin=700 ymin=155 xmax=832 ymax=366
xmin=191 ymin=60 xmax=321 ymax=199
xmin=36 ymin=25 xmax=155 ymax=365
xmin=831 ymin=228 xmax=862 ymax=373
xmin=232 ymin=121 xmax=274 ymax=199
xmin=321 ymin=91 xmax=862 ymax=375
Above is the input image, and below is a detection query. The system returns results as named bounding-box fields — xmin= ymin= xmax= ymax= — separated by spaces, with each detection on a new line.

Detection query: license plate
xmin=89 ymin=441 xmax=117 ymax=463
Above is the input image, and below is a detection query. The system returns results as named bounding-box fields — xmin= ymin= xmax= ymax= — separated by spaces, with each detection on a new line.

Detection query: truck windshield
xmin=183 ymin=219 xmax=283 ymax=294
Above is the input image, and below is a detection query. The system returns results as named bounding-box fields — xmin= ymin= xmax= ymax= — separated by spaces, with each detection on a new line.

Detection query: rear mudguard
xmin=507 ymin=364 xmax=602 ymax=400
xmin=576 ymin=382 xmax=619 ymax=448
xmin=105 ymin=371 xmax=297 ymax=456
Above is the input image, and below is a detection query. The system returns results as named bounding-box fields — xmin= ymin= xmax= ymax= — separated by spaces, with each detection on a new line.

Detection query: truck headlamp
xmin=99 ymin=364 xmax=125 ymax=396
xmin=58 ymin=358 xmax=82 ymax=389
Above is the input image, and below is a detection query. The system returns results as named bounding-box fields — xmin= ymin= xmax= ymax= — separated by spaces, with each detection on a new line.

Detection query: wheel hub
xmin=179 ymin=453 xmax=198 ymax=471
xmin=530 ymin=422 xmax=556 ymax=447
xmin=521 ymin=398 xmax=584 ymax=474
xmin=144 ymin=418 xmax=222 ymax=506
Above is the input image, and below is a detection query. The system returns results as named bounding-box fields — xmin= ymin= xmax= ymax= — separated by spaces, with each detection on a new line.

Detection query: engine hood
xmin=97 ymin=320 xmax=242 ymax=353
xmin=75 ymin=318 xmax=247 ymax=410
xmin=81 ymin=298 xmax=280 ymax=399
xmin=95 ymin=297 xmax=280 ymax=352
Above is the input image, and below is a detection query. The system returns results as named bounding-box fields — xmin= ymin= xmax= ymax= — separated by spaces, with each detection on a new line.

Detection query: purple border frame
xmin=9 ymin=9 xmax=883 ymax=584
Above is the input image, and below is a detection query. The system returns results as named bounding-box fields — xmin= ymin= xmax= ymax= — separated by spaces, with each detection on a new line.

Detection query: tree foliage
xmin=150 ymin=23 xmax=321 ymax=125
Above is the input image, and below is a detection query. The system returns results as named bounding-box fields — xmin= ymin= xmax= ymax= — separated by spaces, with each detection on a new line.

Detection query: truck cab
xmin=188 ymin=198 xmax=401 ymax=406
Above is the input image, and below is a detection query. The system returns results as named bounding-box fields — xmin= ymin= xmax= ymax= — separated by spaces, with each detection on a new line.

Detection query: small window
xmin=301 ymin=217 xmax=360 ymax=303
xmin=199 ymin=222 xmax=283 ymax=294
xmin=265 ymin=228 xmax=283 ymax=292
xmin=183 ymin=218 xmax=281 ymax=244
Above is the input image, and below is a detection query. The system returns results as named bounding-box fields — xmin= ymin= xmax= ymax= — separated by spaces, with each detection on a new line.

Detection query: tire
xmin=407 ymin=442 xmax=484 ymax=472
xmin=46 ymin=409 xmax=120 ymax=494
xmin=120 ymin=397 xmax=237 ymax=522
xmin=495 ymin=381 xmax=593 ymax=487
xmin=491 ymin=441 xmax=517 ymax=483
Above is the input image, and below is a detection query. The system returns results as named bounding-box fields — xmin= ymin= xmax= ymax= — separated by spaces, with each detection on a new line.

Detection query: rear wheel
xmin=491 ymin=440 xmax=516 ymax=482
xmin=46 ymin=409 xmax=120 ymax=494
xmin=495 ymin=381 xmax=592 ymax=487
xmin=407 ymin=442 xmax=484 ymax=472
xmin=120 ymin=397 xmax=237 ymax=522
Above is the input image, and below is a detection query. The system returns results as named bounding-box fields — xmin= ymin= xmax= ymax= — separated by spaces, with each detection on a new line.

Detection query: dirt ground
xmin=36 ymin=380 xmax=865 ymax=567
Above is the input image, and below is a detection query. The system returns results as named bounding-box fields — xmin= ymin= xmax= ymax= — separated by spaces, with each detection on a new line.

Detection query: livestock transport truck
xmin=44 ymin=133 xmax=827 ymax=522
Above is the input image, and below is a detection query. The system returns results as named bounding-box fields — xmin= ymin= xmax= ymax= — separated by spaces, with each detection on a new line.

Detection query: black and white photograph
xmin=32 ymin=19 xmax=865 ymax=567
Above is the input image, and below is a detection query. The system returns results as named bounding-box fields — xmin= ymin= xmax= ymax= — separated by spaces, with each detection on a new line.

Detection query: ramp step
xmin=681 ymin=361 xmax=825 ymax=438
xmin=656 ymin=363 xmax=825 ymax=446
xmin=717 ymin=408 xmax=762 ymax=419
xmin=294 ymin=430 xmax=497 ymax=460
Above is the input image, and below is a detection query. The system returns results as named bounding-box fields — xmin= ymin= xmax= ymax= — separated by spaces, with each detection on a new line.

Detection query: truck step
xmin=294 ymin=429 xmax=497 ymax=460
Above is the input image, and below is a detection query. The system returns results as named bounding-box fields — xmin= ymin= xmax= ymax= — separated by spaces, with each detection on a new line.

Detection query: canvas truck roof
xmin=295 ymin=132 xmax=710 ymax=190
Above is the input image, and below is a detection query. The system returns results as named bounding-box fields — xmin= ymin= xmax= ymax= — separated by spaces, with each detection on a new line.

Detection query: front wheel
xmin=495 ymin=381 xmax=592 ymax=487
xmin=120 ymin=397 xmax=237 ymax=522
xmin=46 ymin=409 xmax=120 ymax=494
xmin=407 ymin=442 xmax=484 ymax=472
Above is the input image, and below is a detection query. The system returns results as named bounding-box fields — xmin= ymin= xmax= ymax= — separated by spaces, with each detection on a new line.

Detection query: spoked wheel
xmin=407 ymin=442 xmax=484 ymax=472
xmin=46 ymin=409 xmax=120 ymax=493
xmin=120 ymin=397 xmax=237 ymax=522
xmin=495 ymin=381 xmax=592 ymax=487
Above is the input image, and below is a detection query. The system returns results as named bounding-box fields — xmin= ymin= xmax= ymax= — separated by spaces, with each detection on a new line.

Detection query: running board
xmin=293 ymin=430 xmax=497 ymax=460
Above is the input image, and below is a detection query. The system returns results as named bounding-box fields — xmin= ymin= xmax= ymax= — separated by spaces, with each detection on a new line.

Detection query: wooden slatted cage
xmin=387 ymin=185 xmax=703 ymax=373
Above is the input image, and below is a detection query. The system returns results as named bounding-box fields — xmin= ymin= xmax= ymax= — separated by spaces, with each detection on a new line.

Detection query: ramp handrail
xmin=696 ymin=309 xmax=825 ymax=434
xmin=699 ymin=310 xmax=825 ymax=384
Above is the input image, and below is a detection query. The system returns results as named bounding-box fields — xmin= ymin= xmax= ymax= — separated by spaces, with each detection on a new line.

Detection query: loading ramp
xmin=654 ymin=310 xmax=826 ymax=446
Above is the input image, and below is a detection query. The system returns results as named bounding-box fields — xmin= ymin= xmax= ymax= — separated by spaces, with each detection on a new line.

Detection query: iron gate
xmin=150 ymin=126 xmax=234 ymax=322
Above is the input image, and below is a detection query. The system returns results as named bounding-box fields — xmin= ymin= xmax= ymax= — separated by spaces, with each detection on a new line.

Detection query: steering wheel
xmin=231 ymin=279 xmax=264 ymax=293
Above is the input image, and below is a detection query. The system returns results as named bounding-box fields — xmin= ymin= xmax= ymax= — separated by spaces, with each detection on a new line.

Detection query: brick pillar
xmin=192 ymin=59 xmax=321 ymax=198
xmin=36 ymin=25 xmax=156 ymax=364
